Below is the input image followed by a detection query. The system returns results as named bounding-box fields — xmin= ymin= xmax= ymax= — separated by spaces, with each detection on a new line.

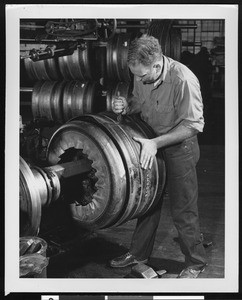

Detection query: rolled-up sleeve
xmin=174 ymin=75 xmax=205 ymax=132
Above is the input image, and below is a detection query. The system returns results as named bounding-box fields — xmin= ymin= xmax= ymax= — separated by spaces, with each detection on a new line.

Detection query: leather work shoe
xmin=109 ymin=252 xmax=148 ymax=268
xmin=177 ymin=265 xmax=206 ymax=278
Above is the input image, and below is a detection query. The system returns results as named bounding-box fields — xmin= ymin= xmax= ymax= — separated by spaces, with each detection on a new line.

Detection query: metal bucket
xmin=20 ymin=254 xmax=49 ymax=278
xmin=20 ymin=236 xmax=48 ymax=257
xmin=19 ymin=236 xmax=49 ymax=278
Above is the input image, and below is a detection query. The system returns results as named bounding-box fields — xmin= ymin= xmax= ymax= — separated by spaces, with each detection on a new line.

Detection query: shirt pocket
xmin=154 ymin=102 xmax=175 ymax=127
xmin=156 ymin=102 xmax=174 ymax=114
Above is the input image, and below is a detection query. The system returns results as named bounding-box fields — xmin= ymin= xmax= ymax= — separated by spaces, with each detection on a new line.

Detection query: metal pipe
xmin=30 ymin=158 xmax=92 ymax=207
xmin=182 ymin=42 xmax=202 ymax=47
xmin=193 ymin=23 xmax=196 ymax=54
xmin=172 ymin=24 xmax=198 ymax=29
xmin=44 ymin=159 xmax=93 ymax=180
xmin=20 ymin=38 xmax=77 ymax=43
xmin=20 ymin=24 xmax=45 ymax=29
xmin=117 ymin=24 xmax=148 ymax=28
xmin=20 ymin=87 xmax=34 ymax=92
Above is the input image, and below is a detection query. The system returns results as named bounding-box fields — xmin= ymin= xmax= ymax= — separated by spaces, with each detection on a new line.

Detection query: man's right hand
xmin=112 ymin=96 xmax=128 ymax=115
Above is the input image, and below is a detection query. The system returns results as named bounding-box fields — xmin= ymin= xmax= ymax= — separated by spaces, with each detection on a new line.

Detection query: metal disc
xmin=24 ymin=58 xmax=60 ymax=81
xmin=89 ymin=112 xmax=164 ymax=226
xmin=58 ymin=43 xmax=96 ymax=81
xmin=82 ymin=113 xmax=143 ymax=226
xmin=32 ymin=81 xmax=65 ymax=123
xmin=147 ymin=19 xmax=172 ymax=56
xmin=20 ymin=156 xmax=42 ymax=236
xmin=106 ymin=33 xmax=132 ymax=82
xmin=47 ymin=120 xmax=127 ymax=229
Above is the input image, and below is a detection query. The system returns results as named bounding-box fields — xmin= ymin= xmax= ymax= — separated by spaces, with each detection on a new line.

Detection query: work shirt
xmin=127 ymin=56 xmax=204 ymax=136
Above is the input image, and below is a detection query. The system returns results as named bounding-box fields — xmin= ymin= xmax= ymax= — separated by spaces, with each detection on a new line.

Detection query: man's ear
xmin=154 ymin=64 xmax=161 ymax=74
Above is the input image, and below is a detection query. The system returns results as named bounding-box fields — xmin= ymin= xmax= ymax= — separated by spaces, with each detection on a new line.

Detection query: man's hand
xmin=112 ymin=95 xmax=128 ymax=115
xmin=133 ymin=137 xmax=157 ymax=169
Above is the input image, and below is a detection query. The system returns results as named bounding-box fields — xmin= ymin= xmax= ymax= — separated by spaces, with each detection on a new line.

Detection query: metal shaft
xmin=31 ymin=158 xmax=92 ymax=207
xmin=20 ymin=87 xmax=34 ymax=92
xmin=172 ymin=24 xmax=198 ymax=29
xmin=44 ymin=159 xmax=93 ymax=180
xmin=20 ymin=156 xmax=93 ymax=236
xmin=20 ymin=24 xmax=45 ymax=29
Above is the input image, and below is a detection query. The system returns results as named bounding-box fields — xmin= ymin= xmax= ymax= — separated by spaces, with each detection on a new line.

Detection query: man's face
xmin=129 ymin=62 xmax=161 ymax=85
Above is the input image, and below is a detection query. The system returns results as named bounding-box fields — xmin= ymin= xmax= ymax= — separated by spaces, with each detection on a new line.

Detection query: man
xmin=110 ymin=34 xmax=207 ymax=278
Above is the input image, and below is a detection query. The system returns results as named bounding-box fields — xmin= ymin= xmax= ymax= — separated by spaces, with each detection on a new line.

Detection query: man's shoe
xmin=177 ymin=265 xmax=206 ymax=278
xmin=109 ymin=252 xmax=148 ymax=268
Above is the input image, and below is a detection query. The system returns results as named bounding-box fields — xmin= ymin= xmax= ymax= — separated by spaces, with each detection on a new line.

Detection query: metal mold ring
xmin=47 ymin=121 xmax=126 ymax=229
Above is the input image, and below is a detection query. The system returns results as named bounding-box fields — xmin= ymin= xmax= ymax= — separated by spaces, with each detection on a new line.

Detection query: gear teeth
xmin=90 ymin=163 xmax=106 ymax=187
xmin=81 ymin=144 xmax=88 ymax=155
xmin=50 ymin=148 xmax=65 ymax=164
xmin=60 ymin=135 xmax=107 ymax=210
xmin=92 ymin=198 xmax=102 ymax=211
xmin=92 ymin=195 xmax=102 ymax=206
xmin=95 ymin=171 xmax=106 ymax=186
xmin=81 ymin=141 xmax=91 ymax=156
xmin=58 ymin=139 xmax=71 ymax=152
xmin=89 ymin=201 xmax=95 ymax=211
xmin=92 ymin=191 xmax=103 ymax=200
xmin=95 ymin=184 xmax=104 ymax=190
xmin=91 ymin=161 xmax=100 ymax=169
xmin=95 ymin=176 xmax=105 ymax=184
xmin=75 ymin=140 xmax=84 ymax=150
xmin=95 ymin=169 xmax=104 ymax=177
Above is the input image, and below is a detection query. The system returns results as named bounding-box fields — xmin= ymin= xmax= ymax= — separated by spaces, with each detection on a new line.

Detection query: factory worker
xmin=111 ymin=34 xmax=207 ymax=278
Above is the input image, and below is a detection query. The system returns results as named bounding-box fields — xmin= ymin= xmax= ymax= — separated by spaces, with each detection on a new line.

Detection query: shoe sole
xmin=110 ymin=259 xmax=148 ymax=268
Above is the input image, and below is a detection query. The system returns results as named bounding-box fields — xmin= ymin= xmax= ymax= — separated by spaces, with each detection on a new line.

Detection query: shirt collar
xmin=154 ymin=55 xmax=172 ymax=87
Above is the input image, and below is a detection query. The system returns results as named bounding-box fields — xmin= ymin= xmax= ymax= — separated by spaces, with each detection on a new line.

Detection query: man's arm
xmin=133 ymin=124 xmax=198 ymax=170
xmin=153 ymin=123 xmax=198 ymax=149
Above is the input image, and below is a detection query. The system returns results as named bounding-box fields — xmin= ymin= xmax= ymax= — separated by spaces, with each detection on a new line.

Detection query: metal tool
xmin=131 ymin=263 xmax=167 ymax=278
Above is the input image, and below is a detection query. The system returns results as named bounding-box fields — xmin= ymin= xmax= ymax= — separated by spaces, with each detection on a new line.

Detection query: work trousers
xmin=130 ymin=135 xmax=207 ymax=269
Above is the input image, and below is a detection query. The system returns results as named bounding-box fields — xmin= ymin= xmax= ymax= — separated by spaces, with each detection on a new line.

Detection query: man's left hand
xmin=133 ymin=137 xmax=157 ymax=169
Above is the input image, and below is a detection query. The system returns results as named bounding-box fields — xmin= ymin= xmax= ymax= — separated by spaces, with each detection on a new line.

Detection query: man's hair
xmin=127 ymin=34 xmax=163 ymax=67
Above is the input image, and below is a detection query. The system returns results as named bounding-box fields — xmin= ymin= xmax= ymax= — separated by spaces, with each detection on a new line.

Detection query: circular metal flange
xmin=31 ymin=165 xmax=61 ymax=207
xmin=80 ymin=113 xmax=143 ymax=227
xmin=47 ymin=120 xmax=127 ymax=229
xmin=46 ymin=112 xmax=166 ymax=231
xmin=62 ymin=81 xmax=91 ymax=122
xmin=106 ymin=33 xmax=132 ymax=82
xmin=20 ymin=156 xmax=42 ymax=236
xmin=147 ymin=19 xmax=182 ymax=61
xmin=62 ymin=80 xmax=105 ymax=122
xmin=87 ymin=112 xmax=164 ymax=227
xmin=58 ymin=42 xmax=97 ymax=81
xmin=24 ymin=57 xmax=60 ymax=81
xmin=32 ymin=80 xmax=66 ymax=123
xmin=147 ymin=19 xmax=172 ymax=57
xmin=123 ymin=113 xmax=166 ymax=218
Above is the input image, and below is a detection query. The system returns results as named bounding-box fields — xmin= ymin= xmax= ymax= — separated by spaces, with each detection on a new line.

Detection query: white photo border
xmin=5 ymin=4 xmax=239 ymax=295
